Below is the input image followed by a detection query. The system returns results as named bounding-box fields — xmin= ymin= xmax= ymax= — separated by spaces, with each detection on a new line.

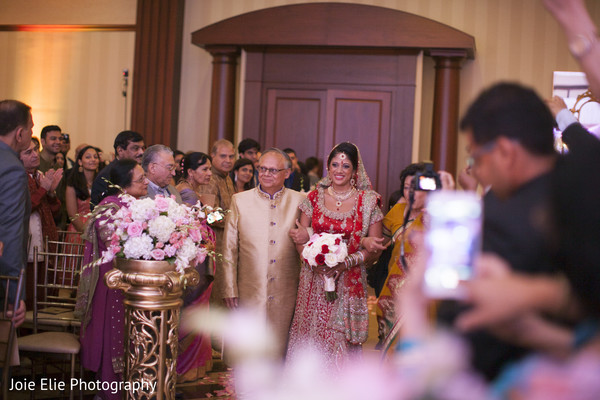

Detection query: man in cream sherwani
xmin=222 ymin=148 xmax=305 ymax=357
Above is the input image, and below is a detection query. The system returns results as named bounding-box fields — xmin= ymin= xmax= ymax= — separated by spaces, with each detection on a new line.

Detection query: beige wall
xmin=0 ymin=0 xmax=136 ymax=159
xmin=0 ymin=0 xmax=136 ymax=25
xmin=2 ymin=0 xmax=600 ymax=173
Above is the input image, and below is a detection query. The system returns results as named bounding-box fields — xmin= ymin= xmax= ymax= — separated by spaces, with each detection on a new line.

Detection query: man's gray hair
xmin=260 ymin=148 xmax=292 ymax=169
xmin=211 ymin=139 xmax=234 ymax=156
xmin=141 ymin=144 xmax=173 ymax=172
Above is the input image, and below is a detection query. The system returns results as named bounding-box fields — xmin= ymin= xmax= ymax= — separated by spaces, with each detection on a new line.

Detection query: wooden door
xmin=324 ymin=89 xmax=391 ymax=199
xmin=264 ymin=89 xmax=327 ymax=163
xmin=245 ymin=50 xmax=417 ymax=203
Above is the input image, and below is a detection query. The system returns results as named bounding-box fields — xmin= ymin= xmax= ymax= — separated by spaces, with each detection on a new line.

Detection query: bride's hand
xmin=361 ymin=236 xmax=387 ymax=253
xmin=323 ymin=264 xmax=347 ymax=281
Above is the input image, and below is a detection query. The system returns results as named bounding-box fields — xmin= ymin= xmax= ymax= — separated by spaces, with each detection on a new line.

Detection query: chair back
xmin=32 ymin=236 xmax=85 ymax=333
xmin=0 ymin=269 xmax=25 ymax=396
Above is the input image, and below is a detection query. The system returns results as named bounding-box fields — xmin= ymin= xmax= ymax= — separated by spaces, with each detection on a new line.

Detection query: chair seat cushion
xmin=25 ymin=309 xmax=78 ymax=328
xmin=18 ymin=331 xmax=80 ymax=354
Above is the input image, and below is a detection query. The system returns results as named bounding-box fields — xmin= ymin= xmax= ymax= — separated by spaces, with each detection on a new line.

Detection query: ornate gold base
xmin=106 ymin=259 xmax=200 ymax=400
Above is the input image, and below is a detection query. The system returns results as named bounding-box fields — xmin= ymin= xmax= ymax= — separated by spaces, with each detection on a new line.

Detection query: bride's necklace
xmin=327 ymin=186 xmax=356 ymax=210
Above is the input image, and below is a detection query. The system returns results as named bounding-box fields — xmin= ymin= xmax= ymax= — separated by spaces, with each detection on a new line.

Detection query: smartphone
xmin=423 ymin=191 xmax=482 ymax=299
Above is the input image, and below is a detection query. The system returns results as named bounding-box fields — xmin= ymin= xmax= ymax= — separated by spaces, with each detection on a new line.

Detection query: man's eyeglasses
xmin=257 ymin=166 xmax=286 ymax=175
xmin=152 ymin=162 xmax=176 ymax=172
xmin=467 ymin=140 xmax=497 ymax=167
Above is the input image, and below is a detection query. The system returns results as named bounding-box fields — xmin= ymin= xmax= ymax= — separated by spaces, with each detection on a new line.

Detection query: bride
xmin=287 ymin=142 xmax=386 ymax=368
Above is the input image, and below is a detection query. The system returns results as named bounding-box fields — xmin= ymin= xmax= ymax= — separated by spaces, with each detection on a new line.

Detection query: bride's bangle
xmin=343 ymin=251 xmax=365 ymax=269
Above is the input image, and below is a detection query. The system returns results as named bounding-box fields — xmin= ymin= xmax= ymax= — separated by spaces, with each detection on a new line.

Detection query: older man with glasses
xmin=220 ymin=148 xmax=306 ymax=358
xmin=141 ymin=144 xmax=183 ymax=203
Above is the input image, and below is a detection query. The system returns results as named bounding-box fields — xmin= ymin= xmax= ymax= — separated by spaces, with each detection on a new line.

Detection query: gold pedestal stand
xmin=106 ymin=259 xmax=200 ymax=400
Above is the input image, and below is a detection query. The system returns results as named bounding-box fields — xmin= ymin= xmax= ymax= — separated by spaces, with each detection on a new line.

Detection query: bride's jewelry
xmin=328 ymin=186 xmax=356 ymax=210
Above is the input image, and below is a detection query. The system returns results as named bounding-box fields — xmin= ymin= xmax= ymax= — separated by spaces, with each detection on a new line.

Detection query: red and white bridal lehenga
xmin=286 ymin=154 xmax=383 ymax=370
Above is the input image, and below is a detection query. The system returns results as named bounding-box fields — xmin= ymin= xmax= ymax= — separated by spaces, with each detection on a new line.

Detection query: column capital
xmin=205 ymin=45 xmax=241 ymax=58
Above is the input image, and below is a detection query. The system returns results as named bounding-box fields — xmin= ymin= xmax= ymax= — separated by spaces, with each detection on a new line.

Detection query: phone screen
xmin=423 ymin=191 xmax=482 ymax=299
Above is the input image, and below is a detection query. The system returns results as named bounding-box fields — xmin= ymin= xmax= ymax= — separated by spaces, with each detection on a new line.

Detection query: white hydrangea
xmin=167 ymin=201 xmax=189 ymax=222
xmin=129 ymin=197 xmax=158 ymax=222
xmin=123 ymin=234 xmax=154 ymax=259
xmin=175 ymin=237 xmax=199 ymax=270
xmin=147 ymin=215 xmax=176 ymax=243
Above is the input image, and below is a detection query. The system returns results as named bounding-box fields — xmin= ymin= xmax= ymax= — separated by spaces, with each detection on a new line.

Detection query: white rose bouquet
xmin=302 ymin=233 xmax=348 ymax=301
xmin=97 ymin=194 xmax=215 ymax=274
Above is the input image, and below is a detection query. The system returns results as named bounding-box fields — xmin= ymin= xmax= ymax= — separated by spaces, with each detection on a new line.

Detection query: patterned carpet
xmin=177 ymin=354 xmax=235 ymax=400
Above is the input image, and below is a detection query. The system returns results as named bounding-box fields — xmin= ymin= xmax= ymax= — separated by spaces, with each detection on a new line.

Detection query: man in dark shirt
xmin=447 ymin=83 xmax=560 ymax=380
xmin=283 ymin=148 xmax=310 ymax=192
xmin=238 ymin=138 xmax=261 ymax=187
xmin=90 ymin=130 xmax=144 ymax=210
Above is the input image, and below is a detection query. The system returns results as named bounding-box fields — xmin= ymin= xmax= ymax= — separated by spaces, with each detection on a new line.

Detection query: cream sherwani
xmin=222 ymin=186 xmax=305 ymax=357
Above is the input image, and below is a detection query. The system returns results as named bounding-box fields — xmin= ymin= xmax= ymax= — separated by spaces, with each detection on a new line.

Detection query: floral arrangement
xmin=302 ymin=233 xmax=348 ymax=301
xmin=98 ymin=194 xmax=216 ymax=274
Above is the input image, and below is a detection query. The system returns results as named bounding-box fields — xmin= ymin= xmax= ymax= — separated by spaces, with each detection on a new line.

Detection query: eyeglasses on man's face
xmin=467 ymin=140 xmax=497 ymax=167
xmin=257 ymin=166 xmax=286 ymax=175
xmin=152 ymin=162 xmax=176 ymax=172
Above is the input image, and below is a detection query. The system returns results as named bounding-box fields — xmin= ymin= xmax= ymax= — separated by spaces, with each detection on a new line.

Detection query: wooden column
xmin=131 ymin=0 xmax=184 ymax=149
xmin=430 ymin=50 xmax=466 ymax=174
xmin=207 ymin=46 xmax=240 ymax=146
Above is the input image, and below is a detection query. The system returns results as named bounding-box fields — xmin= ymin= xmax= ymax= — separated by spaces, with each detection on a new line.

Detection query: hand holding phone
xmin=423 ymin=191 xmax=482 ymax=299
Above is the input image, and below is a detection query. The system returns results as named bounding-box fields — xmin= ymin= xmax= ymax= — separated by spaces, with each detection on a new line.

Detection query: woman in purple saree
xmin=75 ymin=159 xmax=148 ymax=400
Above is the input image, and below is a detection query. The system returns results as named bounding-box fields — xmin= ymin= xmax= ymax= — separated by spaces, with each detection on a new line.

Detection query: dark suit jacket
xmin=0 ymin=141 xmax=31 ymax=301
xmin=285 ymin=171 xmax=310 ymax=192
xmin=90 ymin=159 xmax=117 ymax=211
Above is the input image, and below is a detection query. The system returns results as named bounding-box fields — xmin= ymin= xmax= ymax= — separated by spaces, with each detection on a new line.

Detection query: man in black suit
xmin=90 ymin=130 xmax=145 ymax=210
xmin=0 ymin=99 xmax=34 ymax=327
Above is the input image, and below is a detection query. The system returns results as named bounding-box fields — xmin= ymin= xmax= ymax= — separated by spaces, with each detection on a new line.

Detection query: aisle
xmin=176 ymin=352 xmax=235 ymax=399
xmin=177 ymin=292 xmax=382 ymax=400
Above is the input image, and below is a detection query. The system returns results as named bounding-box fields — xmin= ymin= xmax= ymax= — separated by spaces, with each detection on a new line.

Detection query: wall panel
xmin=0 ymin=31 xmax=135 ymax=158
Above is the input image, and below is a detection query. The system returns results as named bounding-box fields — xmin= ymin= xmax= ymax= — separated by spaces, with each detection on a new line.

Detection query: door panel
xmin=264 ymin=88 xmax=327 ymax=164
xmin=325 ymin=90 xmax=391 ymax=197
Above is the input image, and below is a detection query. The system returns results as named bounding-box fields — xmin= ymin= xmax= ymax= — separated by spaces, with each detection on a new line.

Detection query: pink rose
xmin=155 ymin=242 xmax=164 ymax=249
xmin=127 ymin=221 xmax=144 ymax=237
xmin=111 ymin=246 xmax=121 ymax=255
xmin=169 ymin=231 xmax=182 ymax=244
xmin=155 ymin=197 xmax=169 ymax=212
xmin=150 ymin=248 xmax=166 ymax=260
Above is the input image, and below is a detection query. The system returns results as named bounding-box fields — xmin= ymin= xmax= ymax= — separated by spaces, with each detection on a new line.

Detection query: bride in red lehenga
xmin=286 ymin=142 xmax=385 ymax=369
